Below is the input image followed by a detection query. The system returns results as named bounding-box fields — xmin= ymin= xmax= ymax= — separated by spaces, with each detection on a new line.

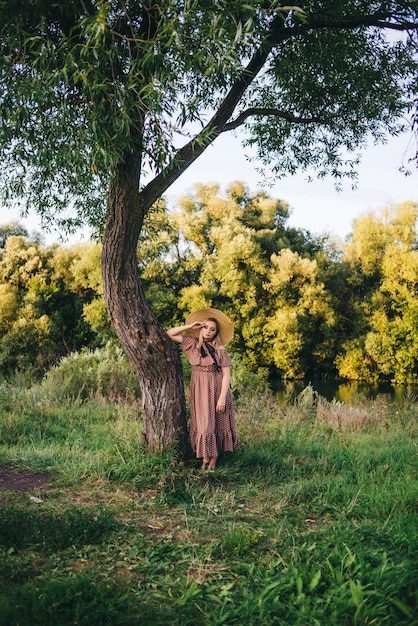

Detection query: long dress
xmin=182 ymin=335 xmax=239 ymax=459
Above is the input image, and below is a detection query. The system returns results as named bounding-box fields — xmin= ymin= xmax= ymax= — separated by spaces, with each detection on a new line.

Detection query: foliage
xmin=141 ymin=185 xmax=418 ymax=383
xmin=43 ymin=342 xmax=142 ymax=402
xmin=154 ymin=181 xmax=335 ymax=377
xmin=337 ymin=201 xmax=418 ymax=383
xmin=137 ymin=198 xmax=199 ymax=325
xmin=0 ymin=221 xmax=29 ymax=248
xmin=0 ymin=384 xmax=417 ymax=625
xmin=2 ymin=195 xmax=418 ymax=384
xmin=0 ymin=313 xmax=55 ymax=377
xmin=0 ymin=1 xmax=417 ymax=228
xmin=266 ymin=248 xmax=336 ymax=378
xmin=0 ymin=230 xmax=113 ymax=378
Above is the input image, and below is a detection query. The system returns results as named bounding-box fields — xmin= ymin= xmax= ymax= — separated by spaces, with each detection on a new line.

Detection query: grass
xmin=0 ymin=380 xmax=417 ymax=625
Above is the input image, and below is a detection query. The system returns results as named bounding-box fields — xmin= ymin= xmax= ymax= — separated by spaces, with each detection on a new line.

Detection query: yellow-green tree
xmin=0 ymin=229 xmax=112 ymax=376
xmin=173 ymin=182 xmax=290 ymax=372
xmin=337 ymin=201 xmax=418 ymax=382
xmin=265 ymin=249 xmax=335 ymax=379
xmin=0 ymin=235 xmax=56 ymax=373
xmin=167 ymin=182 xmax=335 ymax=379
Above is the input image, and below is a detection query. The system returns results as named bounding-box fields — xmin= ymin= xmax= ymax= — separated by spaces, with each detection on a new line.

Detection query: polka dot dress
xmin=182 ymin=335 xmax=239 ymax=459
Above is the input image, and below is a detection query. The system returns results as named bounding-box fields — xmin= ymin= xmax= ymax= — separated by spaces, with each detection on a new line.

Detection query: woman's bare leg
xmin=208 ymin=456 xmax=217 ymax=470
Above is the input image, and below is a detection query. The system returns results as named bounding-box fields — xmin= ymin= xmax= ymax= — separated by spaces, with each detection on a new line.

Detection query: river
xmin=270 ymin=378 xmax=418 ymax=406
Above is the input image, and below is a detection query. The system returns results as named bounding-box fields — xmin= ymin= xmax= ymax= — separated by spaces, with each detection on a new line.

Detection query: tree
xmin=138 ymin=198 xmax=201 ymax=325
xmin=69 ymin=243 xmax=115 ymax=344
xmin=0 ymin=235 xmax=57 ymax=374
xmin=1 ymin=1 xmax=417 ymax=450
xmin=140 ymin=181 xmax=341 ymax=379
xmin=0 ymin=231 xmax=110 ymax=375
xmin=0 ymin=221 xmax=29 ymax=249
xmin=366 ymin=202 xmax=418 ymax=382
xmin=336 ymin=201 xmax=418 ymax=383
xmin=266 ymin=248 xmax=336 ymax=379
xmin=173 ymin=181 xmax=292 ymax=375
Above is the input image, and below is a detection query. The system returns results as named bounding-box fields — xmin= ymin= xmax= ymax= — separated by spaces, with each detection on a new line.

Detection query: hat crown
xmin=185 ymin=308 xmax=234 ymax=345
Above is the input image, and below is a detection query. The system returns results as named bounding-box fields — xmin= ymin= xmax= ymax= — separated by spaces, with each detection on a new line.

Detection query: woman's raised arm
xmin=166 ymin=321 xmax=203 ymax=343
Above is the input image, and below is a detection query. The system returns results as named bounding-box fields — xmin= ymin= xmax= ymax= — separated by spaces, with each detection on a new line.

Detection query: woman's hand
xmin=189 ymin=321 xmax=203 ymax=330
xmin=217 ymin=367 xmax=230 ymax=413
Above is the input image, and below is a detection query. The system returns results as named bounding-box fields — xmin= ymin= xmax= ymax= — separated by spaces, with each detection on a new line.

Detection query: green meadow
xmin=0 ymin=380 xmax=417 ymax=626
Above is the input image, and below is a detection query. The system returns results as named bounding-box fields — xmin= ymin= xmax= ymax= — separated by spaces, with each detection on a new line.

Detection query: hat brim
xmin=185 ymin=308 xmax=234 ymax=345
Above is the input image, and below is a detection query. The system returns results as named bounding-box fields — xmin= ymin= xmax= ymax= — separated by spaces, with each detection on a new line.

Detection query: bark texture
xmin=102 ymin=159 xmax=188 ymax=452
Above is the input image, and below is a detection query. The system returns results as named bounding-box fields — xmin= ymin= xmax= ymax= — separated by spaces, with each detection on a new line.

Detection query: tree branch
xmin=222 ymin=108 xmax=325 ymax=132
xmin=140 ymin=14 xmax=288 ymax=208
xmin=140 ymin=8 xmax=418 ymax=210
xmin=375 ymin=20 xmax=418 ymax=30
xmin=303 ymin=11 xmax=418 ymax=32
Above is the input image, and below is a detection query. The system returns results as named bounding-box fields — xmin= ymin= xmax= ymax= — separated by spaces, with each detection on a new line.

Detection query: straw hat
xmin=185 ymin=308 xmax=234 ymax=345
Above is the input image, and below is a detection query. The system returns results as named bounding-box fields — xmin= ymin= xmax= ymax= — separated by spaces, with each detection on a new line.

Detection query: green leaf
xmin=308 ymin=569 xmax=321 ymax=591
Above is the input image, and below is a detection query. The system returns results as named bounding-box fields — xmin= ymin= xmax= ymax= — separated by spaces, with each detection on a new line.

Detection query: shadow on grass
xmin=0 ymin=506 xmax=117 ymax=550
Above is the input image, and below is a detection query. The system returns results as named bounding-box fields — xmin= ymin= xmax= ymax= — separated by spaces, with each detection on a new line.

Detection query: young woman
xmin=166 ymin=308 xmax=239 ymax=470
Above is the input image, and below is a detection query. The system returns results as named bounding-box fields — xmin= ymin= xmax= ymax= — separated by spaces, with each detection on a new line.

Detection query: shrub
xmin=42 ymin=342 xmax=142 ymax=402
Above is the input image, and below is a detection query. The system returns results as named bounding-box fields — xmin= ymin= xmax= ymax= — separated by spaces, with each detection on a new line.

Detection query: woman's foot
xmin=201 ymin=459 xmax=210 ymax=470
xmin=208 ymin=457 xmax=217 ymax=471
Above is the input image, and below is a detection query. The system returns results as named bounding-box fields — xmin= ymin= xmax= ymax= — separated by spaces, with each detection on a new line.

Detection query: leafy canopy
xmin=338 ymin=201 xmax=418 ymax=382
xmin=0 ymin=1 xmax=417 ymax=232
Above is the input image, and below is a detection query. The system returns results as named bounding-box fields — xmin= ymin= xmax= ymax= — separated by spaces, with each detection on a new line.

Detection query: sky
xmin=1 ymin=129 xmax=417 ymax=244
xmin=165 ymin=130 xmax=418 ymax=241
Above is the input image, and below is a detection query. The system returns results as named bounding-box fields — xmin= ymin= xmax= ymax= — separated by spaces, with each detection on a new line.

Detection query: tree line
xmin=1 ymin=182 xmax=417 ymax=385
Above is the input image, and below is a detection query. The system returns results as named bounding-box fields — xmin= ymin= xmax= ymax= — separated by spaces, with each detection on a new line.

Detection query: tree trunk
xmin=101 ymin=159 xmax=188 ymax=453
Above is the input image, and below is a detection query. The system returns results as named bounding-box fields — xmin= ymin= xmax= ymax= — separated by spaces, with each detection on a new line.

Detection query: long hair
xmin=198 ymin=318 xmax=223 ymax=351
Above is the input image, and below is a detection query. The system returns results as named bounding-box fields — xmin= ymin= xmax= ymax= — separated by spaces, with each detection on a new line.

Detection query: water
xmin=270 ymin=377 xmax=418 ymax=406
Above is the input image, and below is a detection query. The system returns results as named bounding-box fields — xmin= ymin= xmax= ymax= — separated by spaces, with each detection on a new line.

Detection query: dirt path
xmin=0 ymin=464 xmax=52 ymax=492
